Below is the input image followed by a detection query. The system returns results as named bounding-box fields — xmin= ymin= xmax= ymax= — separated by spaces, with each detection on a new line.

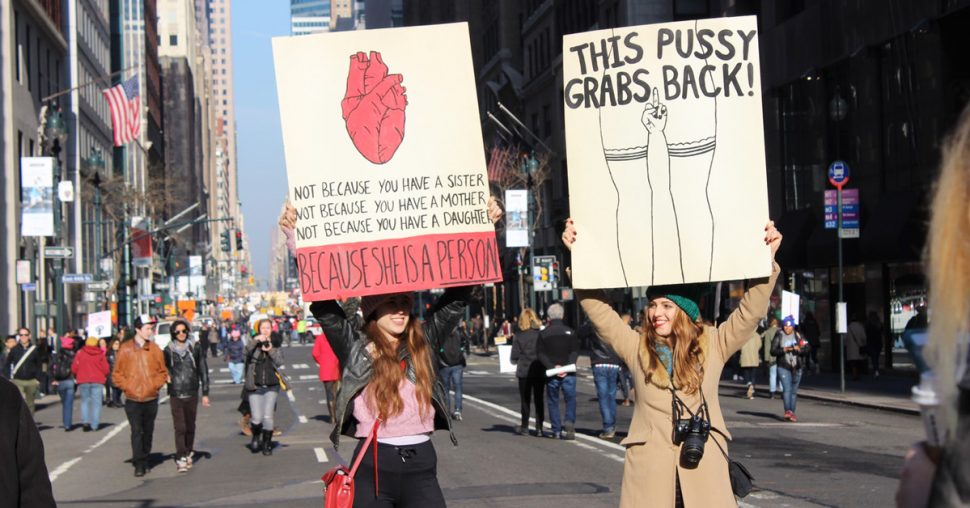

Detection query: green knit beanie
xmin=665 ymin=294 xmax=700 ymax=323
xmin=647 ymin=283 xmax=705 ymax=323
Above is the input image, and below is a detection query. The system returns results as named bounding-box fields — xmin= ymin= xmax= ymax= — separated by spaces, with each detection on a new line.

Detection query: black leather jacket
xmin=310 ymin=286 xmax=471 ymax=449
xmin=163 ymin=342 xmax=209 ymax=398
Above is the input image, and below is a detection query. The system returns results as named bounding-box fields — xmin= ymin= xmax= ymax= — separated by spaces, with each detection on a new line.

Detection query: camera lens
xmin=680 ymin=434 xmax=705 ymax=468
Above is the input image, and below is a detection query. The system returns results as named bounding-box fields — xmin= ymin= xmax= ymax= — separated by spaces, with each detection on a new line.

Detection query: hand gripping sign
xmin=564 ymin=16 xmax=771 ymax=289
xmin=273 ymin=23 xmax=502 ymax=301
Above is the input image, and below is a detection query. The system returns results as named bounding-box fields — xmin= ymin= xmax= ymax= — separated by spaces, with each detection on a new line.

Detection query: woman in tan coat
xmin=563 ymin=219 xmax=782 ymax=508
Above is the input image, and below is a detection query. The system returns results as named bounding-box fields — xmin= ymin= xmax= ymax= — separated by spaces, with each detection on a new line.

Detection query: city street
xmin=37 ymin=345 xmax=919 ymax=508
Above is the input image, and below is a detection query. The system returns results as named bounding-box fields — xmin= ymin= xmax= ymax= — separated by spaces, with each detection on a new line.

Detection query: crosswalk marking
xmin=299 ymin=375 xmax=317 ymax=380
xmin=314 ymin=447 xmax=329 ymax=463
xmin=291 ymin=363 xmax=310 ymax=369
xmin=287 ymin=391 xmax=296 ymax=402
xmin=299 ymin=415 xmax=308 ymax=423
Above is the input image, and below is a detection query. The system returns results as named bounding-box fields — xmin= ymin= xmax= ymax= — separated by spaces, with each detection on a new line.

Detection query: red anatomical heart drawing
xmin=341 ymin=51 xmax=407 ymax=164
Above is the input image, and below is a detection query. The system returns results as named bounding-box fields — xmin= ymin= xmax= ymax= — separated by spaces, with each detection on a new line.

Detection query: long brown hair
xmin=640 ymin=307 xmax=706 ymax=394
xmin=363 ymin=318 xmax=434 ymax=420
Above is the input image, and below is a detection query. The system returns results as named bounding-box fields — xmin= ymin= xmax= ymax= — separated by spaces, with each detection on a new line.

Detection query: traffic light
xmin=220 ymin=230 xmax=230 ymax=252
xmin=235 ymin=230 xmax=244 ymax=250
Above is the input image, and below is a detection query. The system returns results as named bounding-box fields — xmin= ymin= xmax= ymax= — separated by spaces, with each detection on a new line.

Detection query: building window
xmin=25 ymin=25 xmax=31 ymax=91
xmin=170 ymin=34 xmax=178 ymax=45
xmin=15 ymin=11 xmax=20 ymax=82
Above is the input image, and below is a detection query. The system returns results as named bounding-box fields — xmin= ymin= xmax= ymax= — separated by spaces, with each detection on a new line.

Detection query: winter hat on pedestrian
xmin=85 ymin=337 xmax=99 ymax=347
xmin=359 ymin=292 xmax=415 ymax=321
xmin=646 ymin=283 xmax=710 ymax=323
xmin=782 ymin=316 xmax=796 ymax=328
xmin=60 ymin=336 xmax=75 ymax=350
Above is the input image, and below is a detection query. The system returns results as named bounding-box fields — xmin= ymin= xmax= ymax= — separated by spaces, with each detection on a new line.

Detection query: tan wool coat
xmin=577 ymin=263 xmax=780 ymax=508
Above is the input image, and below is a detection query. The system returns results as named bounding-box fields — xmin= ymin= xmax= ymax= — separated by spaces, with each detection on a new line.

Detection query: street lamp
xmin=44 ymin=103 xmax=68 ymax=336
xmin=83 ymin=148 xmax=106 ymax=309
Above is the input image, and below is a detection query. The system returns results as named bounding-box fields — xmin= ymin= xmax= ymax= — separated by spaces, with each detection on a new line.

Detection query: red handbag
xmin=322 ymin=419 xmax=381 ymax=508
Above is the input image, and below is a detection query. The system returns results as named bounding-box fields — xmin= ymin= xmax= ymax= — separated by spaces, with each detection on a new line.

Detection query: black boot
xmin=250 ymin=423 xmax=263 ymax=453
xmin=261 ymin=429 xmax=274 ymax=456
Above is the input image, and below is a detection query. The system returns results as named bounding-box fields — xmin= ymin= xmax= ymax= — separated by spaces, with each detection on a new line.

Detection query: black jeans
xmin=517 ymin=376 xmax=545 ymax=429
xmin=170 ymin=396 xmax=199 ymax=459
xmin=351 ymin=440 xmax=445 ymax=508
xmin=125 ymin=399 xmax=159 ymax=467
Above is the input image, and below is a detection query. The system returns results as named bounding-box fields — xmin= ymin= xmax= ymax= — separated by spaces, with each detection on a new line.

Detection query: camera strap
xmin=669 ymin=384 xmax=710 ymax=423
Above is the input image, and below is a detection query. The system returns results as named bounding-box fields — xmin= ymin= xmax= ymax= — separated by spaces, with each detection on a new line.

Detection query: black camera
xmin=672 ymin=415 xmax=710 ymax=468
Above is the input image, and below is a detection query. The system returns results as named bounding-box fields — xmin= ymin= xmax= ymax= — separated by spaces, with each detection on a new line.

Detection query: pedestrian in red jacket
xmin=72 ymin=337 xmax=110 ymax=432
xmin=311 ymin=331 xmax=340 ymax=423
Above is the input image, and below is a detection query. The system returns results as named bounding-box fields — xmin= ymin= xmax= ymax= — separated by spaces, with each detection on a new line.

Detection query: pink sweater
xmin=353 ymin=380 xmax=434 ymax=439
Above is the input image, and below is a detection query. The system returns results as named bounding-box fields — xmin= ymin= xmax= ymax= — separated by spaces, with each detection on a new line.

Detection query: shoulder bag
xmin=711 ymin=428 xmax=754 ymax=498
xmin=321 ymin=419 xmax=380 ymax=508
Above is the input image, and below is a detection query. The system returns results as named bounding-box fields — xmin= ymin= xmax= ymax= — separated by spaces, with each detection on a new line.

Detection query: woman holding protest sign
xmin=282 ymin=197 xmax=502 ymax=507
xmin=563 ymin=218 xmax=781 ymax=507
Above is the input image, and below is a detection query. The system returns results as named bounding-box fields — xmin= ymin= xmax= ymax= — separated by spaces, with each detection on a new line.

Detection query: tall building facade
xmin=0 ymin=0 xmax=70 ymax=334
xmin=404 ymin=0 xmax=970 ymax=371
xmin=291 ymin=0 xmax=331 ymax=35
xmin=206 ymin=0 xmax=244 ymax=294
xmin=70 ymin=0 xmax=115 ymax=322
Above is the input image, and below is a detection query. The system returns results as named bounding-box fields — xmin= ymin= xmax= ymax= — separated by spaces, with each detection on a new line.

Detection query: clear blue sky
xmin=233 ymin=1 xmax=289 ymax=284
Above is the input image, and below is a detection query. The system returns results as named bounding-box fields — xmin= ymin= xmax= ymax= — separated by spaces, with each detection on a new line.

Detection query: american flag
xmin=486 ymin=145 xmax=510 ymax=183
xmin=103 ymin=76 xmax=141 ymax=147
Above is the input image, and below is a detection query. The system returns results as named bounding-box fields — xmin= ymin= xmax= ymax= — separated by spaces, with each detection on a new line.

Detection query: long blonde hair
xmin=925 ymin=104 xmax=970 ymax=431
xmin=518 ymin=308 xmax=541 ymax=331
xmin=363 ymin=318 xmax=434 ymax=420
xmin=640 ymin=308 xmax=705 ymax=394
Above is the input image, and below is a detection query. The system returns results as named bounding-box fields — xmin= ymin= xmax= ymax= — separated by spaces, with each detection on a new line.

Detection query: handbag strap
xmin=347 ymin=419 xmax=381 ymax=496
xmin=709 ymin=427 xmax=732 ymax=462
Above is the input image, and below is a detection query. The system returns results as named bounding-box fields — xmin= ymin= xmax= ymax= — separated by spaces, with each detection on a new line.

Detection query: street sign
xmin=87 ymin=281 xmax=111 ymax=291
xmin=823 ymin=189 xmax=860 ymax=235
xmin=62 ymin=273 xmax=94 ymax=284
xmin=155 ymin=282 xmax=171 ymax=290
xmin=44 ymin=246 xmax=75 ymax=258
xmin=21 ymin=282 xmax=37 ymax=292
xmin=828 ymin=160 xmax=850 ymax=188
xmin=532 ymin=255 xmax=556 ymax=292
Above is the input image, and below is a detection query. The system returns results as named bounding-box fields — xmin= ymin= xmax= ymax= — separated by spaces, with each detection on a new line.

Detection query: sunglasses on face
xmin=174 ymin=329 xmax=188 ymax=335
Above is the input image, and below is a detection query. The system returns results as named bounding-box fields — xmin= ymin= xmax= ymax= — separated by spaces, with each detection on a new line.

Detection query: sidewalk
xmin=720 ymin=368 xmax=920 ymax=415
xmin=472 ymin=347 xmax=921 ymax=415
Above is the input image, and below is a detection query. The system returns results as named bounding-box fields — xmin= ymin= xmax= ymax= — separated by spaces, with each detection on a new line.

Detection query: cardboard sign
xmin=781 ymin=290 xmax=800 ymax=324
xmin=273 ymin=23 xmax=502 ymax=301
xmin=563 ymin=16 xmax=771 ymax=288
xmin=87 ymin=310 xmax=113 ymax=338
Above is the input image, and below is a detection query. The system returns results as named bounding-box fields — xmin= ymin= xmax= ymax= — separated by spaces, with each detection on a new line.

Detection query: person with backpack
xmin=439 ymin=319 xmax=470 ymax=421
xmin=771 ymin=316 xmax=811 ymax=422
xmin=51 ymin=336 xmax=79 ymax=430
xmin=164 ymin=319 xmax=210 ymax=472
xmin=72 ymin=337 xmax=110 ymax=432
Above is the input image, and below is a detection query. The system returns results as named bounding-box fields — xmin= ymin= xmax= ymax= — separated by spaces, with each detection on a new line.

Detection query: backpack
xmin=51 ymin=349 xmax=74 ymax=381
xmin=439 ymin=328 xmax=466 ymax=367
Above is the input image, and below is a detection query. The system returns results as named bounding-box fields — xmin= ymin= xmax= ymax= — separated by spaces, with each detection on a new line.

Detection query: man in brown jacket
xmin=112 ymin=315 xmax=168 ymax=477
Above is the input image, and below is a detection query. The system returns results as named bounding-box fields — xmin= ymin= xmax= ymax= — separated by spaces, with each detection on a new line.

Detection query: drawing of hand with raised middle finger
xmin=641 ymin=88 xmax=667 ymax=134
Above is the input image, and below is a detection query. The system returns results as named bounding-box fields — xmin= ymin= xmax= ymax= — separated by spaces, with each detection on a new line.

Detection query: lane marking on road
xmin=291 ymin=363 xmax=310 ymax=369
xmin=314 ymin=447 xmax=329 ymax=463
xmin=466 ymin=370 xmax=489 ymax=375
xmin=287 ymin=391 xmax=296 ymax=402
xmin=219 ymin=368 xmax=229 ymax=373
xmin=462 ymin=394 xmax=627 ymax=456
xmin=299 ymin=415 xmax=308 ymax=424
xmin=299 ymin=375 xmax=318 ymax=380
xmin=757 ymin=422 xmax=844 ymax=428
xmin=50 ymin=395 xmax=169 ymax=483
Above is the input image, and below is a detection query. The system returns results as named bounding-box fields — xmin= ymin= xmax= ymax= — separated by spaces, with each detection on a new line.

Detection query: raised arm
xmin=309 ymin=299 xmax=361 ymax=367
xmin=424 ymin=286 xmax=473 ymax=352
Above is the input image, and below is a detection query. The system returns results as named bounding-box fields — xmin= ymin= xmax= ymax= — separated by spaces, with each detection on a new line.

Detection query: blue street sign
xmin=62 ymin=273 xmax=94 ymax=284
xmin=21 ymin=283 xmax=37 ymax=292
xmin=828 ymin=160 xmax=850 ymax=187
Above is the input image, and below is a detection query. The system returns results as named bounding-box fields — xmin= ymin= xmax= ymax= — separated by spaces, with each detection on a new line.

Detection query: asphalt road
xmin=36 ymin=345 xmax=920 ymax=507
